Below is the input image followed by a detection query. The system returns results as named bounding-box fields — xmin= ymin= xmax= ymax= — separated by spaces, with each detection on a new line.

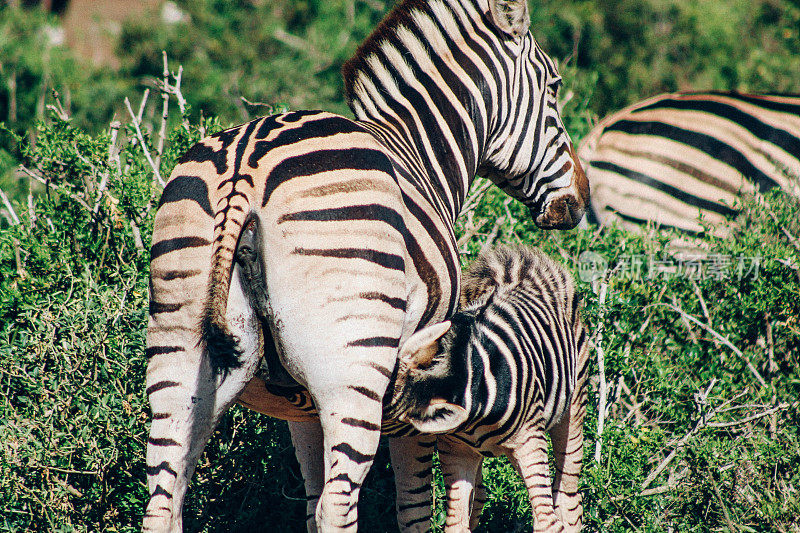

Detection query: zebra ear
xmin=400 ymin=399 xmax=469 ymax=433
xmin=398 ymin=321 xmax=452 ymax=370
xmin=489 ymin=0 xmax=530 ymax=39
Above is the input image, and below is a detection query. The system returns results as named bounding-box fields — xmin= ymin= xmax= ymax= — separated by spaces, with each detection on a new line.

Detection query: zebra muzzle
xmin=535 ymin=148 xmax=589 ymax=229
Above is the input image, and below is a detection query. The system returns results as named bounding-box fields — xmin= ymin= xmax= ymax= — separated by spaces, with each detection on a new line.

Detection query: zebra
xmin=578 ymin=91 xmax=800 ymax=247
xmin=389 ymin=244 xmax=589 ymax=532
xmin=143 ymin=0 xmax=589 ymax=530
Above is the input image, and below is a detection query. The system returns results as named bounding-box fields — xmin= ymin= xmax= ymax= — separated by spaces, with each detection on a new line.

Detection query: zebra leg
xmin=143 ymin=265 xmax=262 ymax=532
xmin=508 ymin=431 xmax=563 ymax=533
xmin=389 ymin=435 xmax=436 ymax=532
xmin=469 ymin=460 xmax=486 ymax=530
xmin=437 ymin=435 xmax=483 ymax=532
xmin=312 ymin=394 xmax=386 ymax=531
xmin=549 ymin=354 xmax=588 ymax=532
xmin=289 ymin=419 xmax=325 ymax=533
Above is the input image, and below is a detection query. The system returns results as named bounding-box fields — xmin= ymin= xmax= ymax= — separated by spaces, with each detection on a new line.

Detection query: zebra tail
xmin=201 ymin=202 xmax=254 ymax=376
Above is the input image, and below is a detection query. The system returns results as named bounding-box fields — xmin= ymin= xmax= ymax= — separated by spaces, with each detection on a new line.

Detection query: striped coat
xmin=579 ymin=91 xmax=800 ymax=245
xmin=143 ymin=0 xmax=588 ymax=531
xmin=390 ymin=245 xmax=589 ymax=532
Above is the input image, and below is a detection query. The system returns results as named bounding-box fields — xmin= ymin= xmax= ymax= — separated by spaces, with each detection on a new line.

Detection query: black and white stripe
xmin=143 ymin=1 xmax=588 ymax=531
xmin=391 ymin=245 xmax=589 ymax=532
xmin=579 ymin=91 xmax=800 ymax=243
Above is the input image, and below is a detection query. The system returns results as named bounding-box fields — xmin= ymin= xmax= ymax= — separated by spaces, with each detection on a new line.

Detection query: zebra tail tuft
xmin=202 ymin=252 xmax=244 ymax=376
xmin=202 ymin=301 xmax=244 ymax=375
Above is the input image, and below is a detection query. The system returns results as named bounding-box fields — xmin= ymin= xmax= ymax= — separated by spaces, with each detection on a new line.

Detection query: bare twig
xmin=172 ymin=66 xmax=187 ymax=115
xmin=457 ymin=213 xmax=489 ymax=250
xmin=594 ymin=282 xmax=609 ymax=464
xmin=641 ymin=379 xmax=718 ymax=490
xmin=672 ymin=296 xmax=699 ymax=343
xmin=19 ymin=165 xmax=93 ymax=212
xmin=108 ymin=119 xmax=121 ymax=171
xmin=155 ymin=51 xmax=171 ymax=168
xmin=30 ymin=463 xmax=97 ymax=476
xmin=690 ymin=279 xmax=710 ymax=324
xmin=0 ymin=188 xmax=20 ymax=225
xmin=13 ymin=238 xmax=24 ymax=277
xmin=479 ymin=214 xmax=506 ymax=254
xmin=27 ymin=189 xmax=36 ymax=226
xmin=93 ymin=120 xmax=122 ymax=214
xmin=611 ymin=467 xmax=691 ymax=500
xmin=124 ymin=96 xmax=165 ymax=187
xmin=136 ymin=88 xmax=149 ymax=124
xmin=46 ymin=90 xmax=70 ymax=121
xmin=240 ymin=96 xmax=288 ymax=115
xmin=706 ymin=403 xmax=789 ymax=429
xmin=646 ymin=303 xmax=767 ymax=388
xmin=459 ymin=177 xmax=494 ymax=217
xmin=130 ymin=219 xmax=144 ymax=252
xmin=159 ymin=64 xmax=191 ymax=132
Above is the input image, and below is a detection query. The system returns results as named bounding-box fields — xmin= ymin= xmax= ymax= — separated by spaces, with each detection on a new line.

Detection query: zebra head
xmin=478 ymin=0 xmax=589 ymax=230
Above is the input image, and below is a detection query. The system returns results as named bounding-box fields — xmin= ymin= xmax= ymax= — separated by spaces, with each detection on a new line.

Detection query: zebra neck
xmin=343 ymin=0 xmax=494 ymax=223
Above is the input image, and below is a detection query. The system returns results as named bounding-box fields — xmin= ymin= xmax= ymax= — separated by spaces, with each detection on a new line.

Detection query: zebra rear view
xmin=390 ymin=245 xmax=589 ymax=532
xmin=143 ymin=0 xmax=589 ymax=531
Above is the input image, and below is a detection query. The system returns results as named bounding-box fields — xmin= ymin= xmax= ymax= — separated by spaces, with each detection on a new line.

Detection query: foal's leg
xmin=549 ymin=346 xmax=589 ymax=533
xmin=438 ymin=436 xmax=483 ymax=532
xmin=290 ymin=419 xmax=326 ymax=533
xmin=508 ymin=429 xmax=563 ymax=533
xmin=389 ymin=434 xmax=436 ymax=532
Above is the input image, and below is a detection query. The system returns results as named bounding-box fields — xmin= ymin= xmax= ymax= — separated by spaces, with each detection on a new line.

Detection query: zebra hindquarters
xmin=436 ymin=435 xmax=483 ymax=533
xmin=144 ymin=198 xmax=263 ymax=531
xmin=260 ymin=170 xmax=408 ymax=532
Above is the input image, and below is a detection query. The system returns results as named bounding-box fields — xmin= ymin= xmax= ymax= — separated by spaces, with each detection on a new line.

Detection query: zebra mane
xmin=341 ymin=0 xmax=431 ymax=106
xmin=460 ymin=244 xmax=575 ymax=312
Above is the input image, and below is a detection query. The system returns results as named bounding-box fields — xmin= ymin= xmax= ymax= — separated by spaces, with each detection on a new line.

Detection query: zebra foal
xmin=579 ymin=91 xmax=800 ymax=246
xmin=389 ymin=245 xmax=589 ymax=532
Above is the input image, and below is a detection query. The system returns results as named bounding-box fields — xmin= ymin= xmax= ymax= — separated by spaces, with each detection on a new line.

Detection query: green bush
xmin=3 ymin=103 xmax=798 ymax=530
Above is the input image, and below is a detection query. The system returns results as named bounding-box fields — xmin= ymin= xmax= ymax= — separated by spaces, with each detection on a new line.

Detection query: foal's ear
xmin=400 ymin=399 xmax=469 ymax=433
xmin=488 ymin=0 xmax=530 ymax=39
xmin=398 ymin=321 xmax=452 ymax=370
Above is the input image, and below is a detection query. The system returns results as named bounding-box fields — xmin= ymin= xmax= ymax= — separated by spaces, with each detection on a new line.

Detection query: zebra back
xmin=579 ymin=91 xmax=800 ymax=239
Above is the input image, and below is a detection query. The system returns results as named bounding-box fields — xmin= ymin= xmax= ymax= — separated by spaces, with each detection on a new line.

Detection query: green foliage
xmin=117 ymin=0 xmax=386 ymax=122
xmin=530 ymin=0 xmax=800 ymax=115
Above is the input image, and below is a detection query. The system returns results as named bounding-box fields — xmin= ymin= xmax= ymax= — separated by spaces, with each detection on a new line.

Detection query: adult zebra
xmin=579 ymin=91 xmax=800 ymax=242
xmin=390 ymin=245 xmax=589 ymax=532
xmin=143 ymin=0 xmax=589 ymax=531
